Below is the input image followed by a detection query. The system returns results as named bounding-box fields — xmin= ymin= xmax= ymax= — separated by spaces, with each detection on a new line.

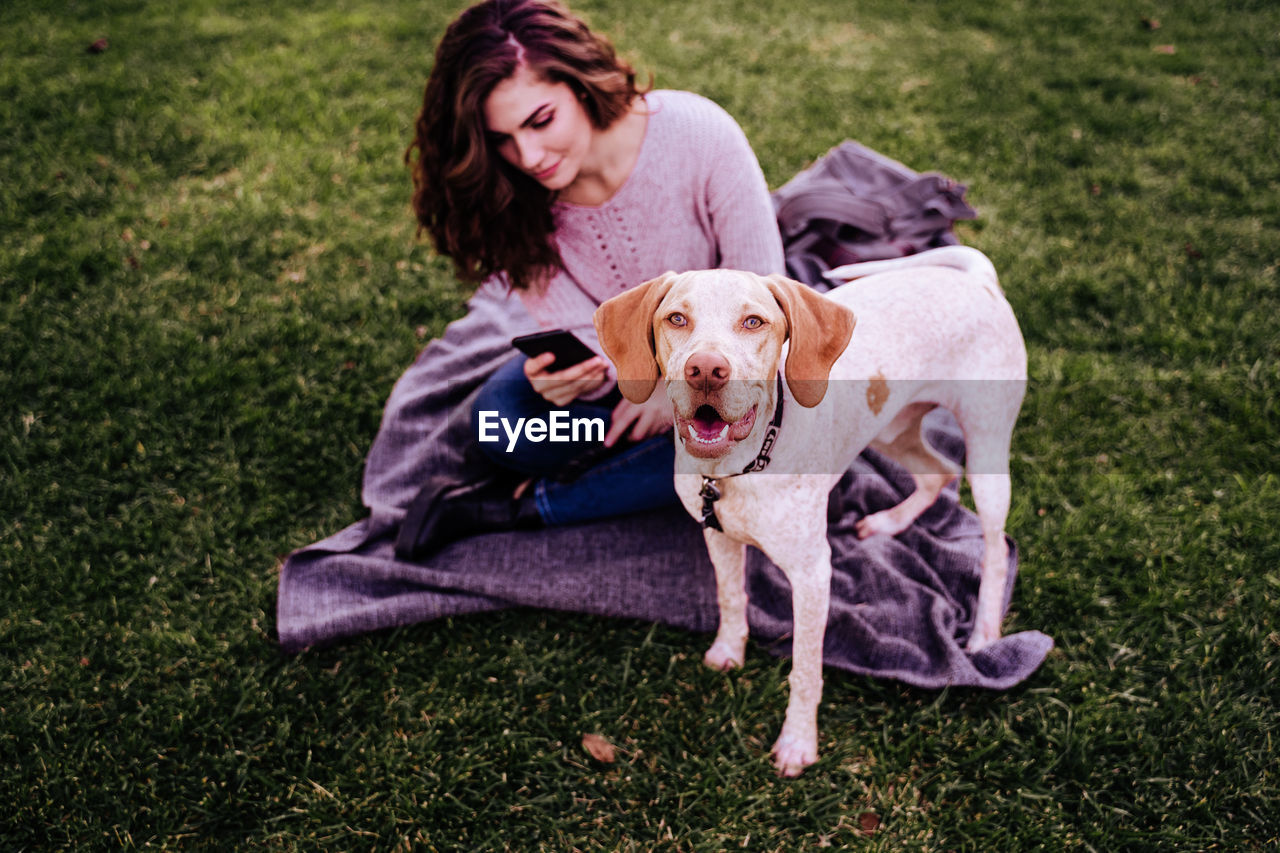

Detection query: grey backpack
xmin=771 ymin=141 xmax=978 ymax=287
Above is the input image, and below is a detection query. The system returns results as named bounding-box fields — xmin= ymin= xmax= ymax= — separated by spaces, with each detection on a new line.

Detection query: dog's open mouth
xmin=676 ymin=404 xmax=758 ymax=458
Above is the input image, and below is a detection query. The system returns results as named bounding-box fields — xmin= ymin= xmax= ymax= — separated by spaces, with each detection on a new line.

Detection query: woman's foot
xmin=395 ymin=479 xmax=542 ymax=560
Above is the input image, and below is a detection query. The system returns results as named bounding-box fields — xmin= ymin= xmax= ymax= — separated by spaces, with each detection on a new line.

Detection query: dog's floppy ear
xmin=593 ymin=271 xmax=679 ymax=403
xmin=763 ymin=273 xmax=856 ymax=408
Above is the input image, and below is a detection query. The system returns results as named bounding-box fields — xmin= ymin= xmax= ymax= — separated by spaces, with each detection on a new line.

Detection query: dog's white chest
xmin=676 ymin=472 xmax=833 ymax=551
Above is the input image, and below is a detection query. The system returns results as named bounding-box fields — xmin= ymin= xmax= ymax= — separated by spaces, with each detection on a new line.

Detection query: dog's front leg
xmin=772 ymin=539 xmax=833 ymax=777
xmin=703 ymin=528 xmax=748 ymax=671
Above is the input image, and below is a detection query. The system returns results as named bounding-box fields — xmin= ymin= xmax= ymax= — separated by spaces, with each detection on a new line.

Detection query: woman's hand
xmin=523 ymin=352 xmax=608 ymax=408
xmin=604 ymin=384 xmax=674 ymax=447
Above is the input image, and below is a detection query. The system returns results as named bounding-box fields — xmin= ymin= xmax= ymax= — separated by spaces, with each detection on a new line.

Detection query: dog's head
xmin=593 ymin=269 xmax=856 ymax=458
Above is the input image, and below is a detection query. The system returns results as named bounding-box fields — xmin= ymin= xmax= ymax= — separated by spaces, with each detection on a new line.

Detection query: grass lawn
xmin=2 ymin=0 xmax=1277 ymax=849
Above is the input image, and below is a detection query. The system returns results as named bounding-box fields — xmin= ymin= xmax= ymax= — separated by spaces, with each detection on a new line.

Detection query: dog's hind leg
xmin=964 ymin=433 xmax=1015 ymax=652
xmin=956 ymin=386 xmax=1022 ymax=652
xmin=855 ymin=403 xmax=960 ymax=539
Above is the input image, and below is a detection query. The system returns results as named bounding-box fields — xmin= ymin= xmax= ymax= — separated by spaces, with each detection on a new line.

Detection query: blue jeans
xmin=470 ymin=355 xmax=678 ymax=526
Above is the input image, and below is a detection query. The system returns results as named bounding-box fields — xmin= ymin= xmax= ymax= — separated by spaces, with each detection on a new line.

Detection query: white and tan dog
xmin=593 ymin=246 xmax=1026 ymax=776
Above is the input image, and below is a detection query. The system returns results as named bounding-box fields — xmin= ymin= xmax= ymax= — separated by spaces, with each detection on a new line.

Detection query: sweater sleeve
xmin=696 ymin=98 xmax=786 ymax=276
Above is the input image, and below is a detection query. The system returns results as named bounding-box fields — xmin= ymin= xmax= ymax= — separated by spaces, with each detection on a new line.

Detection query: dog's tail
xmin=824 ymin=246 xmax=1000 ymax=295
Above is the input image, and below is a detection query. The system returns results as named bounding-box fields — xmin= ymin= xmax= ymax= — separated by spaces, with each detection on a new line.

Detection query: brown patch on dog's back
xmin=867 ymin=373 xmax=889 ymax=415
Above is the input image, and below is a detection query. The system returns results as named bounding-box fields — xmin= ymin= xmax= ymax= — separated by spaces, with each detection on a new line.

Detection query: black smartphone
xmin=511 ymin=329 xmax=598 ymax=371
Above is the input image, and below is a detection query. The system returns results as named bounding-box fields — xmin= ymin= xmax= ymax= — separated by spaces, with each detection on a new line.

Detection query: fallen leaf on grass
xmin=858 ymin=812 xmax=880 ymax=835
xmin=582 ymin=733 xmax=617 ymax=764
xmin=1141 ymin=17 xmax=1161 ymax=30
xmin=1154 ymin=44 xmax=1177 ymax=55
xmin=87 ymin=38 xmax=109 ymax=54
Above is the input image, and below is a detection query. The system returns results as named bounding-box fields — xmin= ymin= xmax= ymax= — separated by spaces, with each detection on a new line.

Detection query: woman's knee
xmin=470 ymin=357 xmax=601 ymax=475
xmin=471 ymin=356 xmax=536 ymax=419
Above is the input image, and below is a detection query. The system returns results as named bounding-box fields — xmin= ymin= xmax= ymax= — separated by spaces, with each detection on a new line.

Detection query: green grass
xmin=2 ymin=0 xmax=1278 ymax=848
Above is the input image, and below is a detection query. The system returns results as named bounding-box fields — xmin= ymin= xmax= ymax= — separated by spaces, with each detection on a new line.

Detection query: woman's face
xmin=482 ymin=64 xmax=594 ymax=192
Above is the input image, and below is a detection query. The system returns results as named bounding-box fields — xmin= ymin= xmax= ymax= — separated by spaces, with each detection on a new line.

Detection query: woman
xmin=393 ymin=0 xmax=785 ymax=556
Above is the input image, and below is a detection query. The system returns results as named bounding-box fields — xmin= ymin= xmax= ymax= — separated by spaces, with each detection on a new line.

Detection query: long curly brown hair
xmin=405 ymin=0 xmax=647 ymax=291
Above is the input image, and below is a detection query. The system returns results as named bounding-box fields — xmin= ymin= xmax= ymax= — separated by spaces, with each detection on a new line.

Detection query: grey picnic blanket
xmin=772 ymin=140 xmax=978 ymax=287
xmin=276 ymin=281 xmax=1053 ymax=690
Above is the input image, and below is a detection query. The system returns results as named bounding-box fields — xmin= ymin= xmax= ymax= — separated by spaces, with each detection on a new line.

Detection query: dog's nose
xmin=685 ymin=351 xmax=730 ymax=392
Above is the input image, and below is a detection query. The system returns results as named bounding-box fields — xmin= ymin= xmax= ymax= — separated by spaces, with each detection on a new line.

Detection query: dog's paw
xmin=966 ymin=625 xmax=1000 ymax=653
xmin=703 ymin=640 xmax=744 ymax=672
xmin=854 ymin=509 xmax=910 ymax=539
xmin=771 ymin=732 xmax=818 ymax=778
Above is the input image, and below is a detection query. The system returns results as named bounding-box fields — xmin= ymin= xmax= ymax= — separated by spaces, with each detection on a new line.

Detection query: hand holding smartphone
xmin=512 ymin=329 xmax=607 ymax=407
xmin=511 ymin=329 xmax=598 ymax=372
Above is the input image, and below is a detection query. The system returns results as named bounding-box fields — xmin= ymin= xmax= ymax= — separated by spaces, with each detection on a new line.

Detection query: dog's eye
xmin=667 ymin=313 xmax=688 ymax=327
xmin=743 ymin=316 xmax=765 ymax=330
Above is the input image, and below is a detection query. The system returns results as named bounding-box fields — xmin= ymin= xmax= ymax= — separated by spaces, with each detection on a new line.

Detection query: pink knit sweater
xmin=489 ymin=90 xmax=785 ymax=391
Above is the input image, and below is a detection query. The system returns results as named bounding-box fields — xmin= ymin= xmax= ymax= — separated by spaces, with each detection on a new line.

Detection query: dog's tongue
xmin=690 ymin=406 xmax=730 ymax=441
xmin=680 ymin=404 xmax=758 ymax=455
